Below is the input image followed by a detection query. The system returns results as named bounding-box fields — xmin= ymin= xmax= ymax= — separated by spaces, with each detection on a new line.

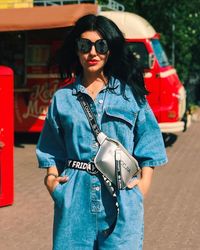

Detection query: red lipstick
xmin=87 ymin=60 xmax=99 ymax=66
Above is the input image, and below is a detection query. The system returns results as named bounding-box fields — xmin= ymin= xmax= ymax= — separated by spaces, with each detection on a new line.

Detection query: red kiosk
xmin=0 ymin=66 xmax=14 ymax=207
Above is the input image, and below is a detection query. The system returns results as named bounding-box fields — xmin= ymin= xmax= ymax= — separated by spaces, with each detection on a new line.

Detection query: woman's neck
xmin=82 ymin=72 xmax=108 ymax=99
xmin=82 ymin=72 xmax=107 ymax=88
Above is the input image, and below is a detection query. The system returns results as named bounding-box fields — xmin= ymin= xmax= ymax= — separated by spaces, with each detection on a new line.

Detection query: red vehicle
xmin=0 ymin=6 xmax=190 ymax=133
xmin=0 ymin=66 xmax=14 ymax=207
xmin=101 ymin=11 xmax=190 ymax=133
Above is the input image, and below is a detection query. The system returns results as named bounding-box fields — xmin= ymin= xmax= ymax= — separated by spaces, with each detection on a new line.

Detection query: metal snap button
xmin=95 ymin=186 xmax=100 ymax=191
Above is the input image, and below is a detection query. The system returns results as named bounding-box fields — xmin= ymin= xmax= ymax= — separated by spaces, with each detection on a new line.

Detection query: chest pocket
xmin=102 ymin=107 xmax=137 ymax=143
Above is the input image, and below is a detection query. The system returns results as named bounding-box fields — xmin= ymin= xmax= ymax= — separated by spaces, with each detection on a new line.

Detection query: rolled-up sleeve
xmin=134 ymin=102 xmax=168 ymax=168
xmin=36 ymin=96 xmax=67 ymax=169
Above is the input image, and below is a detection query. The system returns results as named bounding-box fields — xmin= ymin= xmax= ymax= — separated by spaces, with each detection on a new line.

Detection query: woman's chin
xmin=85 ymin=65 xmax=104 ymax=74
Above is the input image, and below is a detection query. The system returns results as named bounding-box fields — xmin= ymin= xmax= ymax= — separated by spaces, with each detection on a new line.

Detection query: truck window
xmin=0 ymin=32 xmax=25 ymax=88
xmin=27 ymin=44 xmax=50 ymax=66
xmin=151 ymin=39 xmax=169 ymax=67
xmin=127 ymin=42 xmax=149 ymax=69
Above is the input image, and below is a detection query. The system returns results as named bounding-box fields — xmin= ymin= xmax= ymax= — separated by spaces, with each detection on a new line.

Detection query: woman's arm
xmin=127 ymin=167 xmax=154 ymax=197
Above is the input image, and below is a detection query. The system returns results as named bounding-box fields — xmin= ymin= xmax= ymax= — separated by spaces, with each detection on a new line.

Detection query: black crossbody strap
xmin=77 ymin=93 xmax=101 ymax=138
xmin=77 ymin=92 xmax=120 ymax=224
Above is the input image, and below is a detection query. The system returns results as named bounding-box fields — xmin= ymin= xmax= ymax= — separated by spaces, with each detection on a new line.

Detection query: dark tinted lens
xmin=95 ymin=39 xmax=109 ymax=54
xmin=77 ymin=38 xmax=108 ymax=54
xmin=77 ymin=39 xmax=92 ymax=53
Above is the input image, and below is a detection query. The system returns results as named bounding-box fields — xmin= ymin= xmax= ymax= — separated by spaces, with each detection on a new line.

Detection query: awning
xmin=0 ymin=4 xmax=98 ymax=32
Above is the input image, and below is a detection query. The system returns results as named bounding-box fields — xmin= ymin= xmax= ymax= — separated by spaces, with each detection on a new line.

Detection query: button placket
xmin=89 ymin=92 xmax=105 ymax=213
xmin=90 ymin=176 xmax=101 ymax=213
xmin=95 ymin=91 xmax=106 ymax=127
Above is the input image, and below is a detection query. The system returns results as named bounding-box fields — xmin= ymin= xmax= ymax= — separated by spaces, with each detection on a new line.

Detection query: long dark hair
xmin=56 ymin=14 xmax=149 ymax=100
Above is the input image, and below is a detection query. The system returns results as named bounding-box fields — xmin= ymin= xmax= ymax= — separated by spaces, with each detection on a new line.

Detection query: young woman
xmin=36 ymin=14 xmax=167 ymax=250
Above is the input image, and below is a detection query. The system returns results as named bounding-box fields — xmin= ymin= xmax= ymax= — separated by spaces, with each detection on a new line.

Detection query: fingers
xmin=46 ymin=176 xmax=69 ymax=194
xmin=127 ymin=178 xmax=140 ymax=189
xmin=56 ymin=176 xmax=69 ymax=183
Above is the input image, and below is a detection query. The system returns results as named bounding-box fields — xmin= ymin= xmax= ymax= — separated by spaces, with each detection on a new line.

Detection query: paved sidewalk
xmin=144 ymin=118 xmax=200 ymax=250
xmin=0 ymin=119 xmax=200 ymax=250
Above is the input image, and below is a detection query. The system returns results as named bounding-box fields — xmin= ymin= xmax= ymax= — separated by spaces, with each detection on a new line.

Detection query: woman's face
xmin=77 ymin=31 xmax=109 ymax=75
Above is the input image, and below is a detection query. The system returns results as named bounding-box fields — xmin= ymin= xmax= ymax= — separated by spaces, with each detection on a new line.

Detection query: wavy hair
xmin=56 ymin=14 xmax=149 ymax=100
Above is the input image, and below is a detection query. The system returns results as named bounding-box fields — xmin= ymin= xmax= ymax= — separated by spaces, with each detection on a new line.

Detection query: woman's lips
xmin=87 ymin=60 xmax=99 ymax=65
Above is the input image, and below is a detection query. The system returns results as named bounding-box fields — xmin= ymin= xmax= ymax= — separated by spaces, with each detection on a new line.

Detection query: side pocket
xmin=51 ymin=168 xmax=76 ymax=207
xmin=134 ymin=185 xmax=144 ymax=202
xmin=51 ymin=183 xmax=62 ymax=205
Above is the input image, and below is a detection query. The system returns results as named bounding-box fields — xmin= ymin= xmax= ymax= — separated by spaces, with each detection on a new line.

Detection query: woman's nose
xmin=89 ymin=45 xmax=97 ymax=55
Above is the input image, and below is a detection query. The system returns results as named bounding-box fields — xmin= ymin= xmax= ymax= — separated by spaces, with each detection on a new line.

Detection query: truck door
xmin=150 ymin=39 xmax=183 ymax=123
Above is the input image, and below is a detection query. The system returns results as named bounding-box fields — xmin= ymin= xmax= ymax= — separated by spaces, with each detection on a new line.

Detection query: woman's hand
xmin=127 ymin=166 xmax=154 ymax=197
xmin=44 ymin=166 xmax=69 ymax=194
xmin=45 ymin=175 xmax=69 ymax=194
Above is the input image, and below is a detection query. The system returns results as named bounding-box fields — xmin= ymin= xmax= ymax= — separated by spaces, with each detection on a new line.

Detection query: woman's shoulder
xmin=53 ymin=79 xmax=76 ymax=98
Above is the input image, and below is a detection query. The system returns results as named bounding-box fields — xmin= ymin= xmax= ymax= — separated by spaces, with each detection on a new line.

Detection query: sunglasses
xmin=76 ymin=38 xmax=109 ymax=54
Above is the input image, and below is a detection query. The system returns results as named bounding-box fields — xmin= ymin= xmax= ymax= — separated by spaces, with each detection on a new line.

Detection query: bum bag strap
xmin=77 ymin=93 xmax=101 ymax=138
xmin=77 ymin=92 xmax=115 ymax=191
xmin=77 ymin=92 xmax=119 ymax=217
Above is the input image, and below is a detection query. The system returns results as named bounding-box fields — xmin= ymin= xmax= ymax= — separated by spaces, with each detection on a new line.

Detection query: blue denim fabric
xmin=36 ymin=77 xmax=167 ymax=249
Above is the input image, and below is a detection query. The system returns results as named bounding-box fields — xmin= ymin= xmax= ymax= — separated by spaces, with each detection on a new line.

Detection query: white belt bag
xmin=78 ymin=93 xmax=140 ymax=190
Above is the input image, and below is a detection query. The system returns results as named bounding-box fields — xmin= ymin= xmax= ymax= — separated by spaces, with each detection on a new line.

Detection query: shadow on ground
xmin=162 ymin=133 xmax=178 ymax=147
xmin=14 ymin=133 xmax=40 ymax=148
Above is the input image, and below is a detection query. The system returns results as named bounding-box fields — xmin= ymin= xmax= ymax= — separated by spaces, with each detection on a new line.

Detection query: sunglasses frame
xmin=76 ymin=38 xmax=109 ymax=54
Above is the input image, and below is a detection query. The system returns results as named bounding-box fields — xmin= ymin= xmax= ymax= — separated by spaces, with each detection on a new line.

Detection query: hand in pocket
xmin=127 ymin=178 xmax=149 ymax=197
xmin=45 ymin=175 xmax=69 ymax=194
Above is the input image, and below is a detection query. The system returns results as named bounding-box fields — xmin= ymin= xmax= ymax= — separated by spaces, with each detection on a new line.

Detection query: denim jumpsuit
xmin=36 ymin=77 xmax=168 ymax=250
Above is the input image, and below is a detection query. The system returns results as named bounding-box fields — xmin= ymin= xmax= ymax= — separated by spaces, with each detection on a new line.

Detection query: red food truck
xmin=0 ymin=3 xmax=98 ymax=132
xmin=0 ymin=6 xmax=190 ymax=134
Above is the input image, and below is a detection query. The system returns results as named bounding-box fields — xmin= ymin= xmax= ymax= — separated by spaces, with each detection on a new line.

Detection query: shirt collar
xmin=72 ymin=76 xmax=86 ymax=95
xmin=72 ymin=76 xmax=120 ymax=95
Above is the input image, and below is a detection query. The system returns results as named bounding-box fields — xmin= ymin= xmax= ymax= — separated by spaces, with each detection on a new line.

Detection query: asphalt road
xmin=0 ymin=117 xmax=200 ymax=250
